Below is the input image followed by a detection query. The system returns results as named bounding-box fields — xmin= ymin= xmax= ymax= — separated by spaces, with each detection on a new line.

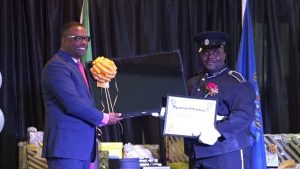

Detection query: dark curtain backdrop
xmin=0 ymin=0 xmax=299 ymax=168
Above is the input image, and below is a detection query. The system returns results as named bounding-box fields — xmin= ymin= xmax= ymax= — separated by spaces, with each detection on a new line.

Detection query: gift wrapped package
xmin=264 ymin=134 xmax=300 ymax=167
xmin=165 ymin=136 xmax=188 ymax=163
xmin=99 ymin=142 xmax=123 ymax=159
xmin=28 ymin=131 xmax=44 ymax=145
xmin=18 ymin=141 xmax=48 ymax=169
xmin=18 ymin=141 xmax=28 ymax=169
xmin=27 ymin=144 xmax=48 ymax=169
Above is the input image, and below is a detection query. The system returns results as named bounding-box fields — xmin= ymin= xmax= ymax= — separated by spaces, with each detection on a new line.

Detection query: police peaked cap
xmin=194 ymin=31 xmax=229 ymax=51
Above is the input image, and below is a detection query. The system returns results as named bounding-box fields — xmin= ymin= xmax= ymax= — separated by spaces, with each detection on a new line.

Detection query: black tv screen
xmin=87 ymin=50 xmax=188 ymax=118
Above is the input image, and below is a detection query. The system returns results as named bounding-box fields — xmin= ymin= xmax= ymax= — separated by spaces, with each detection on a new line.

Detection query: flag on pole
xmin=235 ymin=0 xmax=267 ymax=169
xmin=80 ymin=0 xmax=93 ymax=66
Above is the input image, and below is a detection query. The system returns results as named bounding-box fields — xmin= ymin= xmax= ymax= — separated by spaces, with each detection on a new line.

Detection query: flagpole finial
xmin=241 ymin=0 xmax=247 ymax=27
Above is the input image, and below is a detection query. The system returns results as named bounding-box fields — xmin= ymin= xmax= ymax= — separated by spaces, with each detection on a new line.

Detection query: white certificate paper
xmin=163 ymin=95 xmax=217 ymax=137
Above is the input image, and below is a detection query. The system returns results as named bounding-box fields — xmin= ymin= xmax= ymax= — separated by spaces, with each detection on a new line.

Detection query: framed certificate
xmin=163 ymin=95 xmax=217 ymax=137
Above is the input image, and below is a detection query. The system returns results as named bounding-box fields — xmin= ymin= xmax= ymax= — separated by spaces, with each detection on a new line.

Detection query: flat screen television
xmin=87 ymin=50 xmax=188 ymax=118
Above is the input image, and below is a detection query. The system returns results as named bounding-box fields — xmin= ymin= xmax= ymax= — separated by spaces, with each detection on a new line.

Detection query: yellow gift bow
xmin=90 ymin=56 xmax=117 ymax=88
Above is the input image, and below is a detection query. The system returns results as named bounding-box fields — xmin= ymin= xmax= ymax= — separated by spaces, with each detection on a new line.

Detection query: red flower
xmin=205 ymin=82 xmax=219 ymax=97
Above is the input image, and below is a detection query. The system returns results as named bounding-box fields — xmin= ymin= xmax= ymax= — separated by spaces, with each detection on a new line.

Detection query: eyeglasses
xmin=65 ymin=35 xmax=91 ymax=42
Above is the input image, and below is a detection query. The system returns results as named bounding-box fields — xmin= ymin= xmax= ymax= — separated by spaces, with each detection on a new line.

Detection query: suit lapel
xmin=56 ymin=51 xmax=93 ymax=101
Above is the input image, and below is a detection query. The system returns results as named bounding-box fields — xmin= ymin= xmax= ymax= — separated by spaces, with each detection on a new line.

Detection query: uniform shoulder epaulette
xmin=192 ymin=71 xmax=204 ymax=77
xmin=228 ymin=70 xmax=246 ymax=82
xmin=188 ymin=72 xmax=205 ymax=85
xmin=189 ymin=72 xmax=205 ymax=80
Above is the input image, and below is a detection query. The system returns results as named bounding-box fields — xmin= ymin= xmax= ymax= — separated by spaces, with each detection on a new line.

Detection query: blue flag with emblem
xmin=235 ymin=0 xmax=267 ymax=169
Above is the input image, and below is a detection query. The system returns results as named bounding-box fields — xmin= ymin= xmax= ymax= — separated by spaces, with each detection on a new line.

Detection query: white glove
xmin=160 ymin=107 xmax=166 ymax=118
xmin=197 ymin=128 xmax=221 ymax=145
xmin=151 ymin=107 xmax=166 ymax=119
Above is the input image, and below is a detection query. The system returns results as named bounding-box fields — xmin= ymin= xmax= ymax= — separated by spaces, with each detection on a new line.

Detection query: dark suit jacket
xmin=41 ymin=50 xmax=103 ymax=160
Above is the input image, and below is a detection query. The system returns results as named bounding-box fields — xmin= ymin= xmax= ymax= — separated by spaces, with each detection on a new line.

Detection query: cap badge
xmin=204 ymin=39 xmax=209 ymax=45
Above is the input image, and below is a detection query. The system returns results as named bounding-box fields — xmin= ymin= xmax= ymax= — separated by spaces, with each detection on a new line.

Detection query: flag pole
xmin=241 ymin=0 xmax=246 ymax=27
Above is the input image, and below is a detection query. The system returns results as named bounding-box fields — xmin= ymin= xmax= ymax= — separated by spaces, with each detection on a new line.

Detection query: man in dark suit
xmin=41 ymin=22 xmax=122 ymax=169
xmin=184 ymin=31 xmax=256 ymax=169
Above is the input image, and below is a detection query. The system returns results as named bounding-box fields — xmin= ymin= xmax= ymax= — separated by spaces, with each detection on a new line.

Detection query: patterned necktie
xmin=76 ymin=62 xmax=89 ymax=87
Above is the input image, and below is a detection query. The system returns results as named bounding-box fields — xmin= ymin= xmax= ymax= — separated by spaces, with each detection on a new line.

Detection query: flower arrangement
xmin=204 ymin=82 xmax=219 ymax=97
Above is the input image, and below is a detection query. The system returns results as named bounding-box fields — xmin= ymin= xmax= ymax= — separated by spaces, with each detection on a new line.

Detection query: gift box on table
xmin=264 ymin=134 xmax=300 ymax=168
xmin=18 ymin=141 xmax=28 ymax=169
xmin=165 ymin=136 xmax=188 ymax=163
xmin=99 ymin=142 xmax=123 ymax=159
xmin=18 ymin=141 xmax=48 ymax=169
xmin=27 ymin=145 xmax=48 ymax=169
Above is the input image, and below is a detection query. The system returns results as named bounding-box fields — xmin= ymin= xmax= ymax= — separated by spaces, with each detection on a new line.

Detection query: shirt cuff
xmin=99 ymin=113 xmax=109 ymax=127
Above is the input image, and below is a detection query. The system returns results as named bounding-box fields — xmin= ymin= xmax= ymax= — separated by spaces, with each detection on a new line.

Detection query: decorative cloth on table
xmin=76 ymin=62 xmax=89 ymax=88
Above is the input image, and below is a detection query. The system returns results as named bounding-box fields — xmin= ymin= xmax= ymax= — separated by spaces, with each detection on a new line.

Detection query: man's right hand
xmin=107 ymin=112 xmax=123 ymax=125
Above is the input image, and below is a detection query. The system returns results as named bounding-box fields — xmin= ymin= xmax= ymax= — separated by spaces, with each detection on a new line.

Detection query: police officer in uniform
xmin=184 ymin=31 xmax=256 ymax=169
